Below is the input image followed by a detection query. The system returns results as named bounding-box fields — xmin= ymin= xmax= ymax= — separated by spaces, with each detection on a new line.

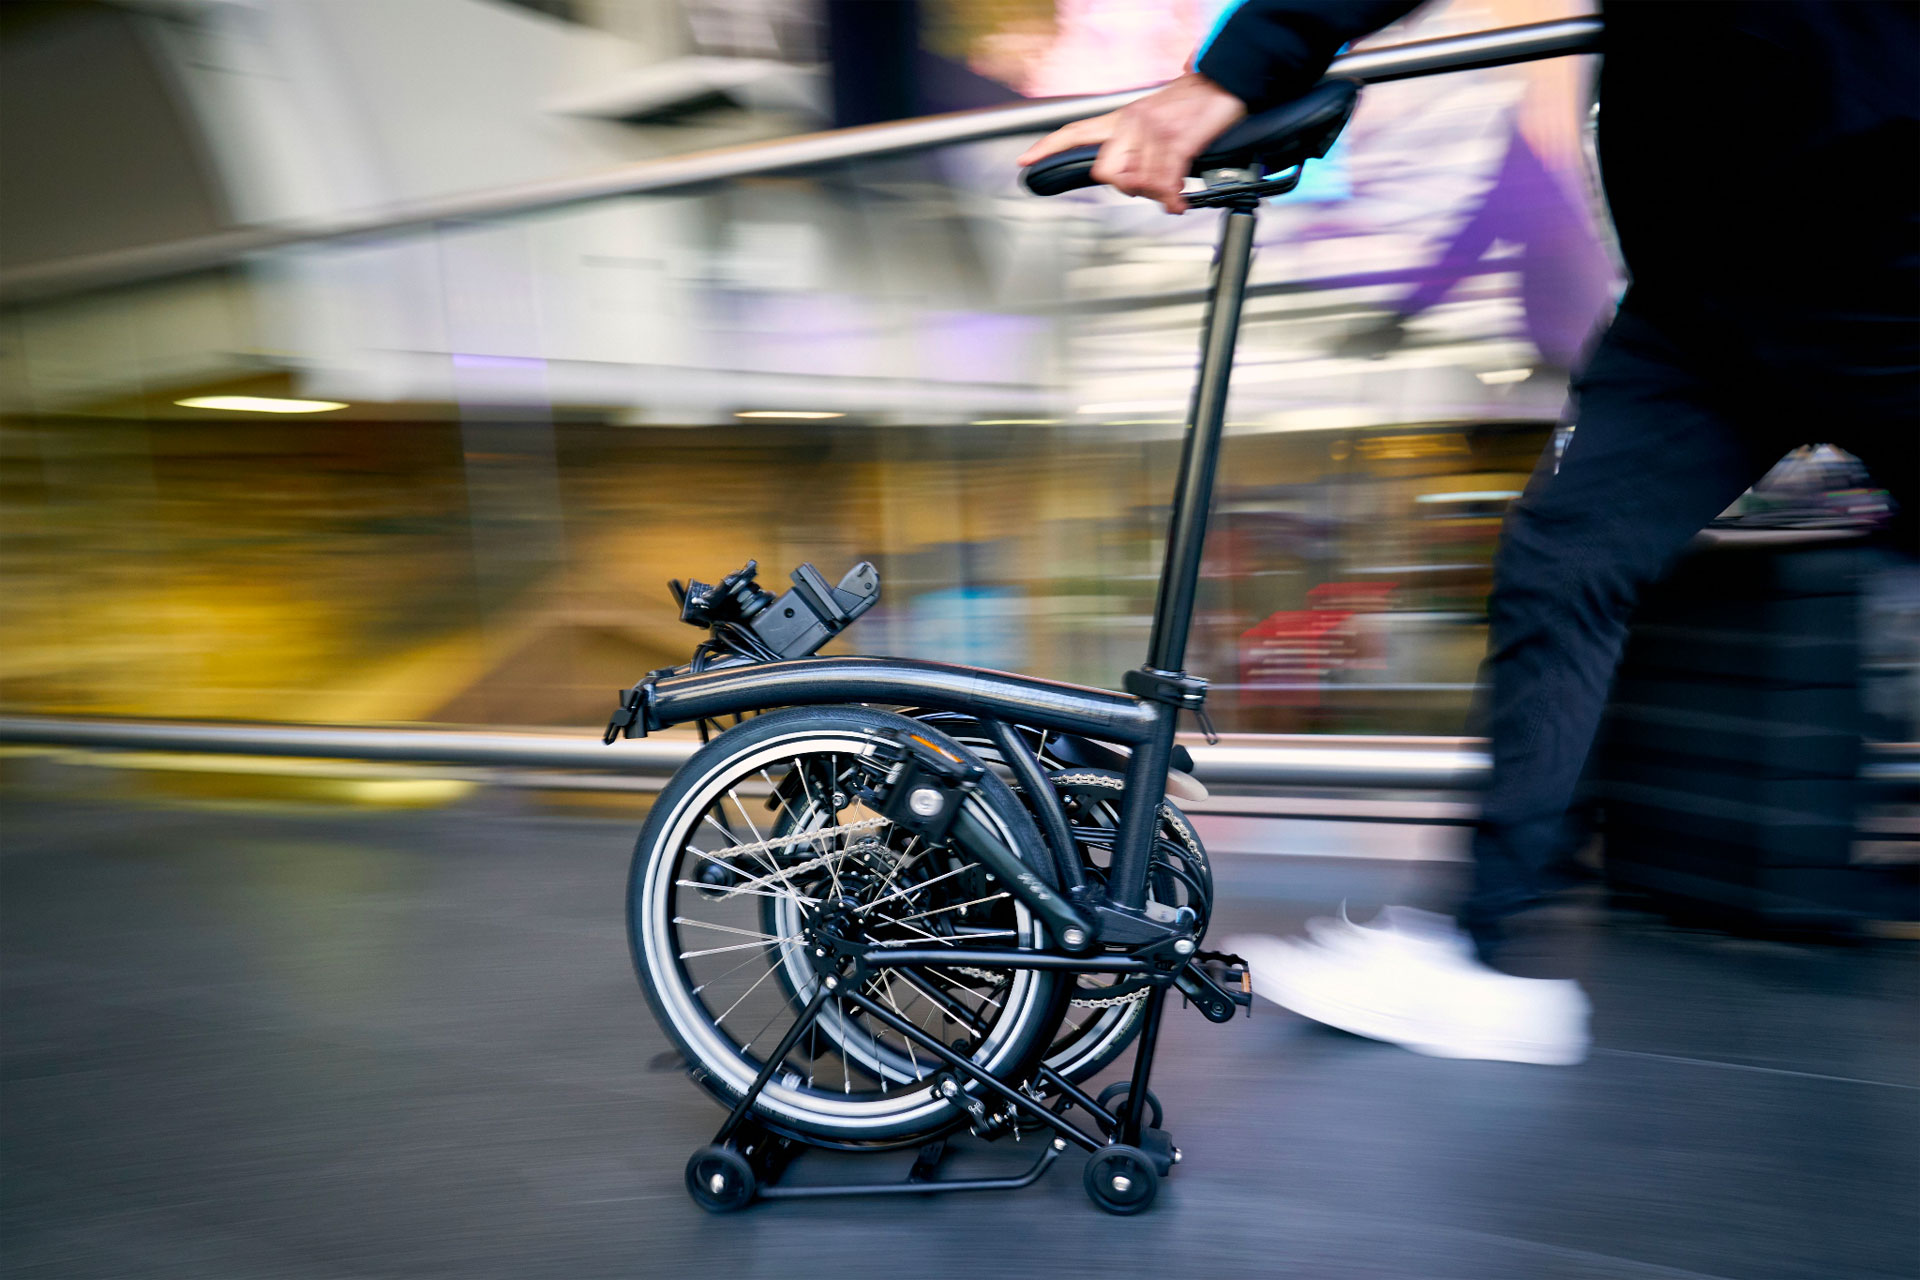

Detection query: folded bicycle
xmin=605 ymin=80 xmax=1361 ymax=1215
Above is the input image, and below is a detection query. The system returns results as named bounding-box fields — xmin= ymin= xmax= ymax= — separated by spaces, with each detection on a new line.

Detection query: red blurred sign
xmin=1238 ymin=582 xmax=1394 ymax=706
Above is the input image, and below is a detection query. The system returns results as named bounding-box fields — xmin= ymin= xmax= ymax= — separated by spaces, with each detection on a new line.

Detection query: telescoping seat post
xmin=1110 ymin=186 xmax=1263 ymax=916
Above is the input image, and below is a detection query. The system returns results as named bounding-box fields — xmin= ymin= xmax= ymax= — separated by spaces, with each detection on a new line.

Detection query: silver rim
xmin=637 ymin=726 xmax=1053 ymax=1138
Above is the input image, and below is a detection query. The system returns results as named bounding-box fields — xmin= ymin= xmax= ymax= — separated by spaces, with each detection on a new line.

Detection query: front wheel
xmin=629 ymin=706 xmax=1067 ymax=1144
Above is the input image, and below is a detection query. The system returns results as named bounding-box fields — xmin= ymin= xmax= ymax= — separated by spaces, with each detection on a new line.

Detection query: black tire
xmin=630 ymin=705 xmax=1068 ymax=1144
xmin=1084 ymin=1145 xmax=1159 ymax=1215
xmin=1094 ymin=1082 xmax=1163 ymax=1133
xmin=685 ymin=1145 xmax=756 ymax=1213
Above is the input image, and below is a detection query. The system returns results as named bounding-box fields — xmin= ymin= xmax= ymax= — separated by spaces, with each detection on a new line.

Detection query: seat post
xmin=1107 ymin=193 xmax=1259 ymax=916
xmin=1143 ymin=195 xmax=1259 ymax=676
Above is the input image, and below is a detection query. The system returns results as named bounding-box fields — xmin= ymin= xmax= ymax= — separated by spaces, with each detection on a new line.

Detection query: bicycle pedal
xmin=1192 ymin=949 xmax=1254 ymax=1016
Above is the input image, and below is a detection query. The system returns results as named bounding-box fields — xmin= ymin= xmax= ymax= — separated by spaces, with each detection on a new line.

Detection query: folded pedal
xmin=1177 ymin=950 xmax=1253 ymax=1023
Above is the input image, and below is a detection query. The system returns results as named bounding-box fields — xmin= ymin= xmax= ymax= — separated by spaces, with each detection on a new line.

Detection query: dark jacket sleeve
xmin=1195 ymin=0 xmax=1425 ymax=112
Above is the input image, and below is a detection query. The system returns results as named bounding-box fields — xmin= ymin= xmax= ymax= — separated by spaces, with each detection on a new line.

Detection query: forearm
xmin=1196 ymin=0 xmax=1425 ymax=111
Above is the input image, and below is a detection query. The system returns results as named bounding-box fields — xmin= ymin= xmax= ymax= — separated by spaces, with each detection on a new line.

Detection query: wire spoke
xmin=893 ymin=965 xmax=987 ymax=1030
xmin=865 ymin=834 xmax=921 ymax=906
xmin=674 ymin=879 xmax=818 ymax=904
xmin=913 ymin=963 xmax=1006 ymax=1011
xmin=889 ymin=891 xmax=1010 ymax=927
xmin=663 ymin=739 xmax=1044 ymax=1108
xmin=680 ymin=937 xmax=801 ymax=960
xmin=740 ymin=996 xmax=796 ymax=1056
xmin=856 ymin=862 xmax=970 ymax=914
xmin=875 ymin=974 xmax=924 ymax=1081
xmin=712 ymin=945 xmax=796 ymax=1027
xmin=700 ymin=813 xmax=791 ymax=890
xmin=871 ymin=919 xmax=1019 ymax=947
xmin=692 ymin=945 xmax=792 ymax=996
xmin=671 ymin=917 xmax=785 ymax=941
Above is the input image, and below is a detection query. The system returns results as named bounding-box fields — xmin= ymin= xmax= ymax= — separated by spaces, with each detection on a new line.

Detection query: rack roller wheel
xmin=1095 ymin=1082 xmax=1163 ymax=1132
xmin=686 ymin=1144 xmax=757 ymax=1213
xmin=1084 ymin=1144 xmax=1158 ymax=1215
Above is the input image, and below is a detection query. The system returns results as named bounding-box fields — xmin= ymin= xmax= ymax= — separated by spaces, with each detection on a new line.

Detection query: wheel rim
xmin=639 ymin=727 xmax=1053 ymax=1136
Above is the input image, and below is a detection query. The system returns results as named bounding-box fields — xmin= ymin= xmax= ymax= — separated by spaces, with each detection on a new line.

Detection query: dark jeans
xmin=1459 ymin=294 xmax=1919 ymax=959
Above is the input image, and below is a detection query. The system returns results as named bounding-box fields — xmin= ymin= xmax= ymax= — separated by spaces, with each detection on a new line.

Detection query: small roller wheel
xmin=1084 ymin=1144 xmax=1158 ymax=1215
xmin=685 ymin=1144 xmax=756 ymax=1213
xmin=1095 ymin=1082 xmax=1163 ymax=1132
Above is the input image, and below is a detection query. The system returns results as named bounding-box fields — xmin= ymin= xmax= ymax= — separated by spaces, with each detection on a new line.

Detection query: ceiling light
xmin=1474 ymin=368 xmax=1533 ymax=385
xmin=734 ymin=410 xmax=845 ymax=420
xmin=1416 ymin=490 xmax=1522 ymax=504
xmin=175 ymin=395 xmax=348 ymax=414
xmin=969 ymin=418 xmax=1060 ymax=426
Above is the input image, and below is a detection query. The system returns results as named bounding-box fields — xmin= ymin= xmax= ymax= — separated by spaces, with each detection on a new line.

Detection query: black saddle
xmin=1021 ymin=78 xmax=1360 ymax=198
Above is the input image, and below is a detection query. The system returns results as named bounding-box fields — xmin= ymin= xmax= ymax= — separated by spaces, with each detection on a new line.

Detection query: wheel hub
xmin=802 ymin=897 xmax=865 ymax=978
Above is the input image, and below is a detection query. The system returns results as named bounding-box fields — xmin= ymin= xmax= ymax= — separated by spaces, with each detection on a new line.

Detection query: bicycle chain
xmin=706 ymin=816 xmax=892 ymax=897
xmin=947 ymin=964 xmax=1147 ymax=1010
xmin=1041 ymin=772 xmax=1206 ymax=1010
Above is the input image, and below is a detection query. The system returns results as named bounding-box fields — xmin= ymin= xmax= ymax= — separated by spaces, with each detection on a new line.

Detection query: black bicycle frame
xmin=634 ymin=196 xmax=1262 ymax=943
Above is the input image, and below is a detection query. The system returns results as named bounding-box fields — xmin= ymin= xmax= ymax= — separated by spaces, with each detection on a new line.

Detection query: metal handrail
xmin=0 ymin=18 xmax=1602 ymax=303
xmin=3 ymin=716 xmax=1913 ymax=789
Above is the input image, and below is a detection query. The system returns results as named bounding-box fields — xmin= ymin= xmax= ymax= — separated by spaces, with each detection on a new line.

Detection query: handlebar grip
xmin=1018 ymin=80 xmax=1360 ymax=200
xmin=1019 ymin=145 xmax=1103 ymax=197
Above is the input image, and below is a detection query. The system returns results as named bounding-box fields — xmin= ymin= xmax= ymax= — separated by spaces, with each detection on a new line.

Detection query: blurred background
xmin=2 ymin=4 xmax=1916 ymax=1277
xmin=1 ymin=0 xmax=1641 ymax=737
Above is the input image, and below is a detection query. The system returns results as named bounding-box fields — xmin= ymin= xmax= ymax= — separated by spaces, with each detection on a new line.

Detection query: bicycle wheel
xmin=629 ymin=705 xmax=1067 ymax=1144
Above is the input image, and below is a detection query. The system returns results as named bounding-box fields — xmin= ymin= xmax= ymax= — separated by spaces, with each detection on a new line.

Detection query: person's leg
xmin=1229 ymin=302 xmax=1787 ymax=1064
xmin=1461 ymin=304 xmax=1784 ymax=961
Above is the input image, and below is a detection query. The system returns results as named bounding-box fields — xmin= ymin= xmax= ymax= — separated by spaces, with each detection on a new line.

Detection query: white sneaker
xmin=1226 ymin=907 xmax=1590 ymax=1066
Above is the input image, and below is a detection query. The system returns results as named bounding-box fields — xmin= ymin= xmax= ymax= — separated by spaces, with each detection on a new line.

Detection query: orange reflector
xmin=907 ymin=734 xmax=962 ymax=764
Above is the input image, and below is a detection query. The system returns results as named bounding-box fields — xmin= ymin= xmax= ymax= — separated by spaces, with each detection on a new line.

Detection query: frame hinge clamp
xmin=603 ymin=668 xmax=672 ymax=743
xmin=1123 ymin=667 xmax=1219 ymax=744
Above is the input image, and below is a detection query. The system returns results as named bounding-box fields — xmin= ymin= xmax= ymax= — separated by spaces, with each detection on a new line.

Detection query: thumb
xmin=1015 ymin=115 xmax=1115 ymax=167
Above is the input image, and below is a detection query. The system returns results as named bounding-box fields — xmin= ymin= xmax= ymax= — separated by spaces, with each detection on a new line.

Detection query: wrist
xmin=1167 ymin=71 xmax=1247 ymax=139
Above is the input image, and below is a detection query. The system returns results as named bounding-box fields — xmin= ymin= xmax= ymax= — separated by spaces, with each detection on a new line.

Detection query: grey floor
xmin=3 ymin=791 xmax=1916 ymax=1280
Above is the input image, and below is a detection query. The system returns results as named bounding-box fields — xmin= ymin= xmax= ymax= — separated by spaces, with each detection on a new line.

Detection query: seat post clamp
xmin=1122 ymin=667 xmax=1218 ymax=745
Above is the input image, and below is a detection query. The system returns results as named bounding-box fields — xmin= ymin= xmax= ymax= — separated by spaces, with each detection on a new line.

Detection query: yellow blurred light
xmin=175 ymin=395 xmax=348 ymax=414
xmin=734 ymin=410 xmax=845 ymax=420
xmin=1475 ymin=368 xmax=1533 ymax=385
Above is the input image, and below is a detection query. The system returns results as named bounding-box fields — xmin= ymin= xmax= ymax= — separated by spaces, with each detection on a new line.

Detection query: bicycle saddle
xmin=1021 ymin=78 xmax=1360 ymax=198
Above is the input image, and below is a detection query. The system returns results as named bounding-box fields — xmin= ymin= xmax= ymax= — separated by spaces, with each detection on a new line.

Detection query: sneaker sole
xmin=1249 ymin=943 xmax=1589 ymax=1067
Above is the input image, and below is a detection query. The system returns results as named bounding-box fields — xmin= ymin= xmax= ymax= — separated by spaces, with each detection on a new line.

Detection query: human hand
xmin=1015 ymin=71 xmax=1247 ymax=214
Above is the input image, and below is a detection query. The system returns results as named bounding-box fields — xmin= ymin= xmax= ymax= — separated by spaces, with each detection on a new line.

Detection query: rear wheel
xmin=629 ymin=706 xmax=1066 ymax=1144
